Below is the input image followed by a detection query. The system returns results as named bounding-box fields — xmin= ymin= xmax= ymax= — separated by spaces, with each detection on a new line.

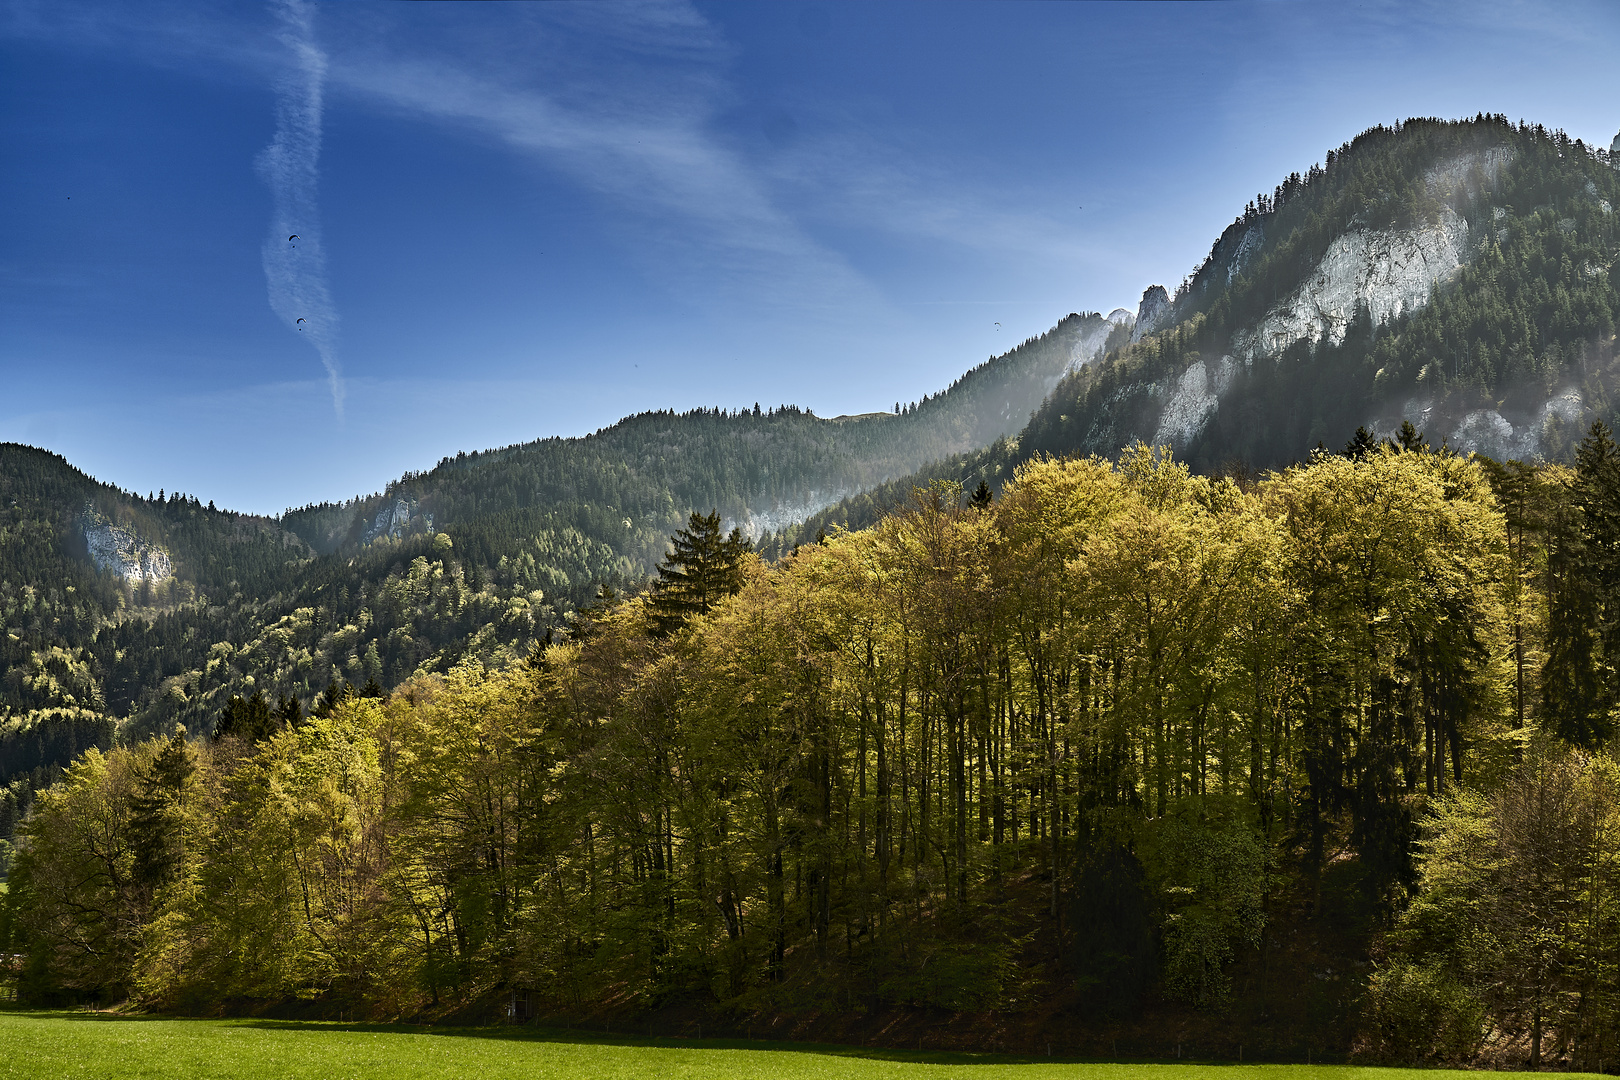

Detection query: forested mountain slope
xmin=281 ymin=309 xmax=1115 ymax=565
xmin=782 ymin=115 xmax=1620 ymax=547
xmin=0 ymin=445 xmax=313 ymax=831
xmin=0 ymin=312 xmax=1112 ymax=787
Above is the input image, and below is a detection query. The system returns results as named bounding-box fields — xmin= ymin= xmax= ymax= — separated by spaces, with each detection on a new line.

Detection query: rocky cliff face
xmin=1232 ymin=149 xmax=1511 ymax=361
xmin=1378 ymin=387 xmax=1586 ymax=462
xmin=1130 ymin=285 xmax=1172 ymax=344
xmin=1152 ymin=355 xmax=1239 ymax=452
xmin=1232 ymin=210 xmax=1471 ymax=359
xmin=82 ymin=509 xmax=173 ymax=584
xmin=1059 ymin=314 xmax=1124 ymax=377
xmin=362 ymin=497 xmax=433 ymax=544
xmin=728 ymin=490 xmax=855 ymax=542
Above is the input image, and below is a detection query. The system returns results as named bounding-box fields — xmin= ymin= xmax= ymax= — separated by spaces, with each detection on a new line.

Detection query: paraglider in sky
xmin=296 ymin=318 xmax=306 ymax=330
xmin=288 ymin=234 xmax=299 ymax=242
xmin=994 ymin=322 xmax=1001 ymax=329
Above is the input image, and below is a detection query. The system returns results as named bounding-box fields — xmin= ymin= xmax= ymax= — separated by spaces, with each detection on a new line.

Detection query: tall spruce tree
xmin=212 ymin=689 xmax=275 ymax=743
xmin=127 ymin=732 xmax=196 ymax=892
xmin=646 ymin=510 xmax=751 ymax=635
xmin=1544 ymin=423 xmax=1620 ymax=748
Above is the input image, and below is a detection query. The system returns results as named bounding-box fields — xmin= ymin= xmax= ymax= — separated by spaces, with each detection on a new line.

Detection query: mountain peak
xmin=1129 ymin=285 xmax=1171 ymax=343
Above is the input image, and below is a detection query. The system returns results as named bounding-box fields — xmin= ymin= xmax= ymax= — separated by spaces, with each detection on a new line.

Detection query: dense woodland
xmin=10 ymin=430 xmax=1620 ymax=1067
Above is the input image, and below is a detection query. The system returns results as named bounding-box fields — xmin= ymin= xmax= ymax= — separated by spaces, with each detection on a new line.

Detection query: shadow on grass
xmin=1 ymin=1008 xmax=1342 ymax=1071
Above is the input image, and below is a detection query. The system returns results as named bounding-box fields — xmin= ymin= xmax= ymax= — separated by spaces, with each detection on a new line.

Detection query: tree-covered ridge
xmin=791 ymin=116 xmax=1620 ymax=546
xmin=283 ymin=310 xmax=1109 ymax=568
xmin=1070 ymin=116 xmax=1620 ymax=472
xmin=12 ymin=435 xmax=1617 ymax=1065
xmin=0 ymin=314 xmax=1107 ymax=801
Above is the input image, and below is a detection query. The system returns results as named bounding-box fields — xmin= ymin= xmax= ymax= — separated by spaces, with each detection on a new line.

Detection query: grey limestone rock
xmin=1130 ymin=285 xmax=1171 ymax=344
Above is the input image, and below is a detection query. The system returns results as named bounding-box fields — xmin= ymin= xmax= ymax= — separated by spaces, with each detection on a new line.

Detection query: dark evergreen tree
xmin=213 ymin=690 xmax=275 ymax=743
xmin=1344 ymin=426 xmax=1379 ymax=459
xmin=313 ymin=679 xmax=340 ymax=719
xmin=275 ymin=694 xmax=303 ymax=728
xmin=127 ymin=732 xmax=195 ymax=891
xmin=646 ymin=511 xmax=751 ymax=636
xmin=1393 ymin=420 xmax=1426 ymax=452
xmin=1544 ymin=423 xmax=1620 ymax=748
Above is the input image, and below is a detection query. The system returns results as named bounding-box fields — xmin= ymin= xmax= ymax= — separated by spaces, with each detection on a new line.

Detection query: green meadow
xmin=0 ymin=1011 xmax=1589 ymax=1080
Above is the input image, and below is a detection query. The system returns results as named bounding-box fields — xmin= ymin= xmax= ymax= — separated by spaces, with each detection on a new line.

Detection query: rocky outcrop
xmin=1374 ymin=388 xmax=1586 ymax=462
xmin=1423 ymin=146 xmax=1513 ymax=206
xmin=728 ymin=491 xmax=854 ymax=542
xmin=1130 ymin=285 xmax=1172 ymax=344
xmin=1060 ymin=315 xmax=1124 ymax=377
xmin=363 ymin=497 xmax=433 ymax=544
xmin=1225 ymin=223 xmax=1264 ymax=285
xmin=82 ymin=509 xmax=173 ymax=584
xmin=1233 ymin=209 xmax=1471 ymax=359
xmin=1106 ymin=307 xmax=1135 ymax=328
xmin=1154 ymin=356 xmax=1238 ymax=451
xmin=1233 ymin=148 xmax=1511 ymax=361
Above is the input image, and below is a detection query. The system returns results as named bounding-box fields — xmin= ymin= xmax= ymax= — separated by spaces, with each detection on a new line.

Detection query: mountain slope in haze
xmin=0 ymin=311 xmax=1116 ymax=769
xmin=281 ymin=309 xmax=1117 ymax=589
xmin=783 ymin=115 xmax=1620 ymax=547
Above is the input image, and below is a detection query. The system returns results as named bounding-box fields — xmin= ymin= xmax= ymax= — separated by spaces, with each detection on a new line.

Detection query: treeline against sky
xmin=1042 ymin=118 xmax=1620 ymax=473
xmin=280 ymin=311 xmax=1107 ymax=565
xmin=12 ymin=432 xmax=1620 ymax=1065
xmin=783 ymin=117 xmax=1620 ymax=550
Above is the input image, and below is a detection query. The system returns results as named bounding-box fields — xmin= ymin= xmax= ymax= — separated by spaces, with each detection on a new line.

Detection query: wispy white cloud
xmin=765 ymin=125 xmax=1100 ymax=267
xmin=318 ymin=4 xmax=877 ymax=318
xmin=2 ymin=1 xmax=1104 ymax=325
xmin=257 ymin=0 xmax=343 ymax=416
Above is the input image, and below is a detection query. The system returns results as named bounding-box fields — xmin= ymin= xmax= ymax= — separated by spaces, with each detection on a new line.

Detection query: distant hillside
xmin=0 ymin=445 xmax=314 ymax=831
xmin=784 ymin=115 xmax=1620 ymax=546
xmin=0 ymin=311 xmax=1114 ymax=782
xmin=280 ymin=309 xmax=1116 ymax=598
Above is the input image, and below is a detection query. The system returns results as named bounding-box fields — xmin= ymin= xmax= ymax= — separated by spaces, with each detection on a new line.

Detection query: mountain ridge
xmin=776 ymin=114 xmax=1620 ymax=549
xmin=0 ymin=308 xmax=1118 ymax=764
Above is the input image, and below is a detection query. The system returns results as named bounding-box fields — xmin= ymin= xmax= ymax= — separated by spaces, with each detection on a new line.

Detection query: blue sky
xmin=3 ymin=0 xmax=1618 ymax=515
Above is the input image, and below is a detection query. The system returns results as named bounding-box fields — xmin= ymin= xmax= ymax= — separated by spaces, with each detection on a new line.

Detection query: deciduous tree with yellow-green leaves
xmin=9 ymin=435 xmax=1620 ymax=1066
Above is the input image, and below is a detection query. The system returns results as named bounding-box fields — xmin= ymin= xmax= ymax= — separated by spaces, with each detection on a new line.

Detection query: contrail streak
xmin=256 ymin=0 xmax=343 ymax=417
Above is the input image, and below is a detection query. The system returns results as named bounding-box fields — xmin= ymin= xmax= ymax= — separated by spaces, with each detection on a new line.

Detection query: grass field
xmin=0 ymin=1010 xmax=1592 ymax=1080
